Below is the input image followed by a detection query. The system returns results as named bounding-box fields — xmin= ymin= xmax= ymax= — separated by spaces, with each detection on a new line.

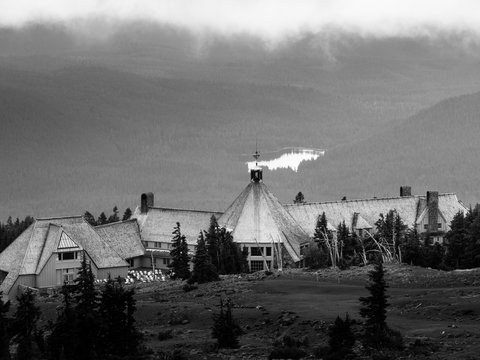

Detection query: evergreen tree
xmin=73 ymin=254 xmax=99 ymax=360
xmin=445 ymin=211 xmax=467 ymax=268
xmin=12 ymin=289 xmax=40 ymax=360
xmin=294 ymin=192 xmax=305 ymax=204
xmin=205 ymin=216 xmax=220 ymax=271
xmin=169 ymin=223 xmax=191 ymax=280
xmin=313 ymin=213 xmax=332 ymax=267
xmin=212 ymin=299 xmax=240 ymax=348
xmin=108 ymin=206 xmax=120 ymax=223
xmin=83 ymin=211 xmax=96 ymax=227
xmin=98 ymin=277 xmax=140 ymax=357
xmin=401 ymin=229 xmax=422 ymax=266
xmin=0 ymin=293 xmax=10 ymax=360
xmin=190 ymin=232 xmax=219 ymax=284
xmin=97 ymin=212 xmax=107 ymax=226
xmin=122 ymin=208 xmax=132 ymax=221
xmin=359 ymin=262 xmax=390 ymax=349
xmin=327 ymin=313 xmax=355 ymax=359
xmin=47 ymin=284 xmax=77 ymax=360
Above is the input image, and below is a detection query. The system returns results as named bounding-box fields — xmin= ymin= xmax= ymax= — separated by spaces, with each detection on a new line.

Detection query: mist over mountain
xmin=1 ymin=23 xmax=480 ymax=220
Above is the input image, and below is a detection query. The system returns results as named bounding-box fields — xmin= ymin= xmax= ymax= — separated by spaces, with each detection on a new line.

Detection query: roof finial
xmin=253 ymin=137 xmax=260 ymax=166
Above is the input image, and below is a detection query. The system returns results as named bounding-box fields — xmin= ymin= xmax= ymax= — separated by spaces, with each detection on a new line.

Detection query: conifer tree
xmin=205 ymin=215 xmax=220 ymax=271
xmin=13 ymin=289 xmax=40 ymax=360
xmin=212 ymin=299 xmax=240 ymax=348
xmin=327 ymin=313 xmax=355 ymax=358
xmin=122 ymin=208 xmax=132 ymax=221
xmin=191 ymin=232 xmax=219 ymax=283
xmin=445 ymin=211 xmax=467 ymax=268
xmin=359 ymin=261 xmax=401 ymax=350
xmin=0 ymin=293 xmax=10 ymax=360
xmin=83 ymin=211 xmax=96 ymax=226
xmin=47 ymin=283 xmax=77 ymax=360
xmin=98 ymin=277 xmax=140 ymax=357
xmin=294 ymin=192 xmax=305 ymax=204
xmin=108 ymin=206 xmax=120 ymax=223
xmin=97 ymin=212 xmax=107 ymax=226
xmin=73 ymin=254 xmax=99 ymax=360
xmin=169 ymin=222 xmax=191 ymax=280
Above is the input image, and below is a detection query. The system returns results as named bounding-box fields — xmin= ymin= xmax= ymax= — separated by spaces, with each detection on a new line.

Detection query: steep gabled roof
xmin=94 ymin=219 xmax=145 ymax=259
xmin=218 ymin=182 xmax=309 ymax=262
xmin=284 ymin=193 xmax=467 ymax=237
xmin=0 ymin=216 xmax=128 ymax=296
xmin=132 ymin=207 xmax=222 ymax=246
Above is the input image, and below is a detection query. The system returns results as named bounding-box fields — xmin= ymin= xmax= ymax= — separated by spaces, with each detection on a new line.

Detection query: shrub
xmin=212 ymin=299 xmax=241 ymax=348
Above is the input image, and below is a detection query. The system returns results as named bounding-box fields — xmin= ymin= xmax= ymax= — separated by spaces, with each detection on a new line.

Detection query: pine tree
xmin=328 ymin=313 xmax=355 ymax=358
xmin=47 ymin=283 xmax=77 ymax=360
xmin=401 ymin=229 xmax=422 ymax=266
xmin=108 ymin=206 xmax=120 ymax=223
xmin=97 ymin=212 xmax=107 ymax=226
xmin=445 ymin=211 xmax=467 ymax=269
xmin=83 ymin=211 xmax=96 ymax=226
xmin=98 ymin=277 xmax=139 ymax=357
xmin=0 ymin=293 xmax=10 ymax=360
xmin=359 ymin=262 xmax=401 ymax=350
xmin=13 ymin=289 xmax=40 ymax=360
xmin=169 ymin=222 xmax=191 ymax=280
xmin=190 ymin=232 xmax=219 ymax=284
xmin=294 ymin=192 xmax=305 ymax=204
xmin=205 ymin=215 xmax=220 ymax=271
xmin=212 ymin=299 xmax=240 ymax=348
xmin=73 ymin=254 xmax=99 ymax=360
xmin=122 ymin=208 xmax=132 ymax=221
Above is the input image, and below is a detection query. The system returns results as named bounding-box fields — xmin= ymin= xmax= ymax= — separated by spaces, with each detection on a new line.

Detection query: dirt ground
xmin=36 ymin=264 xmax=480 ymax=359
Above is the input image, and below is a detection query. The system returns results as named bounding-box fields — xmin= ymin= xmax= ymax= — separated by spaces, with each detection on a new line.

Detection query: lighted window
xmin=251 ymin=247 xmax=263 ymax=256
xmin=250 ymin=260 xmax=264 ymax=272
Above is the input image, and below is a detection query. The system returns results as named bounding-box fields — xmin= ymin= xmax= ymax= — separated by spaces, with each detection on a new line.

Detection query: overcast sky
xmin=1 ymin=0 xmax=480 ymax=45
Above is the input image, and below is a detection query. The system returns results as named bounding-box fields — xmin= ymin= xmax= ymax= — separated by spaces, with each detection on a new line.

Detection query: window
xmin=424 ymin=224 xmax=429 ymax=230
xmin=250 ymin=260 xmax=264 ymax=272
xmin=163 ymin=258 xmax=171 ymax=265
xmin=58 ymin=252 xmax=78 ymax=261
xmin=62 ymin=268 xmax=77 ymax=284
xmin=266 ymin=261 xmax=272 ymax=270
xmin=438 ymin=223 xmax=442 ymax=229
xmin=250 ymin=247 xmax=263 ymax=256
xmin=266 ymin=247 xmax=272 ymax=257
xmin=154 ymin=242 xmax=162 ymax=248
xmin=128 ymin=259 xmax=134 ymax=267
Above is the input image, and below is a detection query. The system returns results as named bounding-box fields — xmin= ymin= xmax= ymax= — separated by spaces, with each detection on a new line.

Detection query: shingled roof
xmin=0 ymin=216 xmax=128 ymax=296
xmin=218 ymin=181 xmax=309 ymax=263
xmin=94 ymin=219 xmax=145 ymax=259
xmin=284 ymin=193 xmax=467 ymax=237
xmin=132 ymin=207 xmax=222 ymax=245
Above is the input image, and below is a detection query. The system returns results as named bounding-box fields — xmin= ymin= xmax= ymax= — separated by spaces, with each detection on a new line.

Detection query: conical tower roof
xmin=218 ymin=176 xmax=309 ymax=263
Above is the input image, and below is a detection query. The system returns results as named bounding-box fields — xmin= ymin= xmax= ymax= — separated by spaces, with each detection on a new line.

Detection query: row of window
xmin=250 ymin=246 xmax=272 ymax=257
xmin=250 ymin=260 xmax=272 ymax=272
xmin=57 ymin=251 xmax=79 ymax=261
xmin=423 ymin=223 xmax=442 ymax=230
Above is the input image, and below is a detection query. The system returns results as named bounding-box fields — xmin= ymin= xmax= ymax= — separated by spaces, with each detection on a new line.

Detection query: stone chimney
xmin=400 ymin=186 xmax=412 ymax=197
xmin=141 ymin=192 xmax=154 ymax=213
xmin=427 ymin=191 xmax=439 ymax=232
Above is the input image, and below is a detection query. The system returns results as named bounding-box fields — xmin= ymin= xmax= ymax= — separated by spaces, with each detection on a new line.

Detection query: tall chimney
xmin=141 ymin=192 xmax=154 ymax=213
xmin=400 ymin=186 xmax=411 ymax=197
xmin=427 ymin=191 xmax=439 ymax=232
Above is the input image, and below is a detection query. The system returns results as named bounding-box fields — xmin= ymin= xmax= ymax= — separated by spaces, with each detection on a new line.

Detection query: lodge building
xmin=0 ymin=166 xmax=467 ymax=299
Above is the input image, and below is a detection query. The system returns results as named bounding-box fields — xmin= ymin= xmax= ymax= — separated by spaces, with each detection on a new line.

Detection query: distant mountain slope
xmin=291 ymin=91 xmax=480 ymax=206
xmin=0 ymin=64 xmax=377 ymax=219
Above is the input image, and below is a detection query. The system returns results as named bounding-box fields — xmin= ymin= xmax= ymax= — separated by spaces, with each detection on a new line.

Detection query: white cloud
xmin=1 ymin=0 xmax=480 ymax=43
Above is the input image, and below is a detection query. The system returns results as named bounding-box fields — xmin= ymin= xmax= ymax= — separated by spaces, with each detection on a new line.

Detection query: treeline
xmin=0 ymin=216 xmax=34 ymax=253
xmin=305 ymin=205 xmax=480 ymax=271
xmin=0 ymin=256 xmax=141 ymax=360
xmin=83 ymin=206 xmax=132 ymax=227
xmin=169 ymin=215 xmax=248 ymax=283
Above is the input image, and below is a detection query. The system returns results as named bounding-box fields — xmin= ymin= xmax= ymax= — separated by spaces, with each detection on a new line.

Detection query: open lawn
xmin=34 ymin=265 xmax=480 ymax=359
